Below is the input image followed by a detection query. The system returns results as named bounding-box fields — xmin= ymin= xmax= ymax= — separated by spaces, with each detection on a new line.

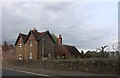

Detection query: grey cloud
xmin=2 ymin=2 xmax=118 ymax=51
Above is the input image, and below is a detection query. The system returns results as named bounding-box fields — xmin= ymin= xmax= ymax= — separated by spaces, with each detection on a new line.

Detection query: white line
xmin=4 ymin=68 xmax=50 ymax=77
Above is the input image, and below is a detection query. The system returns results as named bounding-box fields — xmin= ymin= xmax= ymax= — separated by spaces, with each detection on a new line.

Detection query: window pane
xmin=29 ymin=53 xmax=32 ymax=59
xmin=30 ymin=40 xmax=32 ymax=46
xmin=19 ymin=41 xmax=22 ymax=48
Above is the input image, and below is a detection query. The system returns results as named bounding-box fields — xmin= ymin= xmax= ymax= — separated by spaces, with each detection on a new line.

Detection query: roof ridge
xmin=20 ymin=33 xmax=27 ymax=36
xmin=63 ymin=44 xmax=74 ymax=47
xmin=39 ymin=30 xmax=48 ymax=33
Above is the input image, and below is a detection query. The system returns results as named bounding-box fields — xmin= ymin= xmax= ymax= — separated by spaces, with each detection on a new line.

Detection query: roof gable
xmin=15 ymin=33 xmax=27 ymax=45
xmin=38 ymin=31 xmax=55 ymax=44
xmin=25 ymin=30 xmax=39 ymax=43
xmin=25 ymin=30 xmax=55 ymax=44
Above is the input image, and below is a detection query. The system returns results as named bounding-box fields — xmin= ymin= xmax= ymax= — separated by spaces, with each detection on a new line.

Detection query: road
xmin=1 ymin=68 xmax=119 ymax=78
xmin=2 ymin=68 xmax=54 ymax=78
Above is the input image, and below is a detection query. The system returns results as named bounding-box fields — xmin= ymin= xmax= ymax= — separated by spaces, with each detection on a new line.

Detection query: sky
xmin=1 ymin=0 xmax=119 ymax=52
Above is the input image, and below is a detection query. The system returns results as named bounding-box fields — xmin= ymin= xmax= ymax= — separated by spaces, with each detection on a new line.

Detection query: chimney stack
xmin=58 ymin=35 xmax=62 ymax=45
xmin=32 ymin=27 xmax=37 ymax=32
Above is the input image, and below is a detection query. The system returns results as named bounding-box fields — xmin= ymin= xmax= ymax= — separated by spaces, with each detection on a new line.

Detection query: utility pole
xmin=118 ymin=41 xmax=120 ymax=54
xmin=42 ymin=38 xmax=45 ymax=60
xmin=41 ymin=38 xmax=45 ymax=68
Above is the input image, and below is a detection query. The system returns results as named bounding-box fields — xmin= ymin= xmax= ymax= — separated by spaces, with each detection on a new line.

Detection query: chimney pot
xmin=58 ymin=35 xmax=62 ymax=45
xmin=59 ymin=35 xmax=62 ymax=38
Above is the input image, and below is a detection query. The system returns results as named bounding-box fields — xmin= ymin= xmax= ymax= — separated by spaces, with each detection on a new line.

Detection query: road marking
xmin=4 ymin=68 xmax=50 ymax=77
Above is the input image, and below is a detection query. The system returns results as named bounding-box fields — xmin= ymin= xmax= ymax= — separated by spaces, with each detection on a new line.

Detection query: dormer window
xmin=29 ymin=40 xmax=32 ymax=46
xmin=19 ymin=41 xmax=22 ymax=48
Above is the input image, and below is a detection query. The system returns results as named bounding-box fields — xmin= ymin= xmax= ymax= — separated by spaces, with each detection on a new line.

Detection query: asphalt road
xmin=2 ymin=68 xmax=54 ymax=78
xmin=1 ymin=68 xmax=119 ymax=78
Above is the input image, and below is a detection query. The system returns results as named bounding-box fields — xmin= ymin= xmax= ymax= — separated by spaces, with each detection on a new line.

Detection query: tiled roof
xmin=20 ymin=30 xmax=55 ymax=44
xmin=31 ymin=30 xmax=40 ymax=40
xmin=37 ymin=31 xmax=55 ymax=43
xmin=63 ymin=45 xmax=80 ymax=56
xmin=37 ymin=31 xmax=48 ymax=40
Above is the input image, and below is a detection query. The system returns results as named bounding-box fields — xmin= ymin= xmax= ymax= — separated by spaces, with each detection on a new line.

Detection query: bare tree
xmin=112 ymin=44 xmax=118 ymax=51
xmin=112 ymin=43 xmax=119 ymax=56
xmin=98 ymin=46 xmax=108 ymax=58
xmin=98 ymin=46 xmax=108 ymax=52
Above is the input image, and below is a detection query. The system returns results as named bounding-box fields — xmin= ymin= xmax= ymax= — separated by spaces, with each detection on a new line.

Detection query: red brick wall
xmin=62 ymin=46 xmax=71 ymax=57
xmin=15 ymin=36 xmax=25 ymax=60
xmin=25 ymin=33 xmax=38 ymax=60
xmin=54 ymin=45 xmax=71 ymax=58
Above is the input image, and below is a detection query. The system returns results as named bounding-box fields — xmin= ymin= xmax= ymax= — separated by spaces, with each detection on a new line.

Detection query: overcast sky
xmin=2 ymin=1 xmax=118 ymax=51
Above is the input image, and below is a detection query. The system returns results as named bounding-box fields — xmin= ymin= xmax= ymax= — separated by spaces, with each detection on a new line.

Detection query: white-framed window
xmin=48 ymin=53 xmax=51 ymax=58
xmin=19 ymin=54 xmax=22 ymax=60
xmin=19 ymin=41 xmax=22 ymax=48
xmin=29 ymin=52 xmax=32 ymax=59
xmin=29 ymin=40 xmax=32 ymax=46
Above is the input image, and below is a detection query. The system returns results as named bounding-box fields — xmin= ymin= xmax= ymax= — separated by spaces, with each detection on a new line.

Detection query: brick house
xmin=2 ymin=44 xmax=15 ymax=60
xmin=15 ymin=28 xmax=80 ymax=60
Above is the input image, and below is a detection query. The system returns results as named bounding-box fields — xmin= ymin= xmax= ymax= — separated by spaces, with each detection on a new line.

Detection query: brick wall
xmin=7 ymin=58 xmax=119 ymax=75
xmin=15 ymin=36 xmax=25 ymax=60
xmin=25 ymin=33 xmax=38 ymax=60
